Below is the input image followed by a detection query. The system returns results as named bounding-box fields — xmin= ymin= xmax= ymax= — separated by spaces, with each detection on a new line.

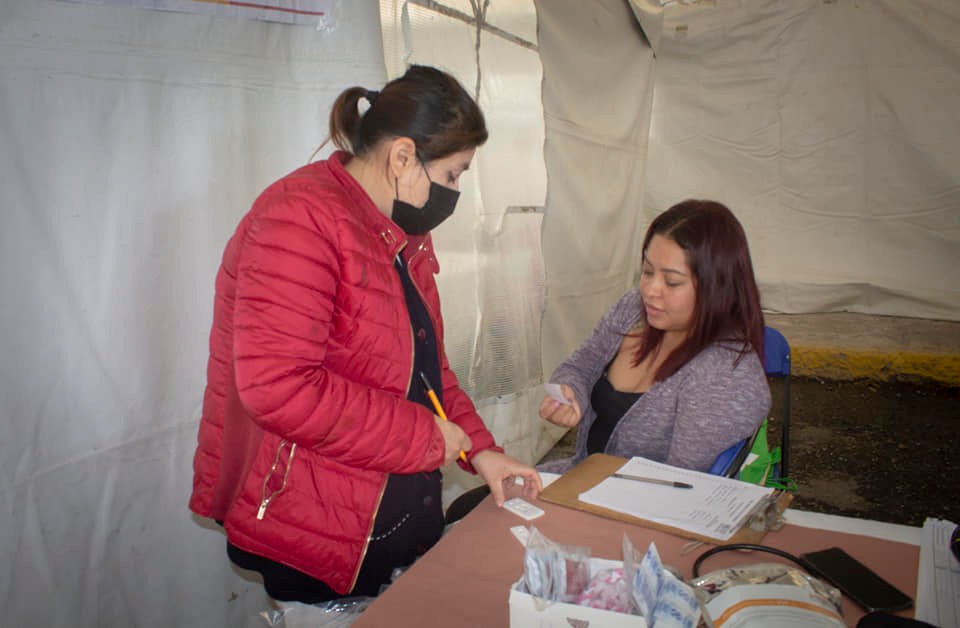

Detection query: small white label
xmin=503 ymin=497 xmax=545 ymax=521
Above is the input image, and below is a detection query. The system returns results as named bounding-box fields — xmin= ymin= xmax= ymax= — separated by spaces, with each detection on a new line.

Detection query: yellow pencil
xmin=419 ymin=371 xmax=468 ymax=463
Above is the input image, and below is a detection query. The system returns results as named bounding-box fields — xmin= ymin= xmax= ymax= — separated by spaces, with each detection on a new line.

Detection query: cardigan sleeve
xmin=548 ymin=290 xmax=642 ymax=414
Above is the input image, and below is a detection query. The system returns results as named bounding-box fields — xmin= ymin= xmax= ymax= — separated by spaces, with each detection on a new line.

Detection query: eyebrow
xmin=642 ymin=259 xmax=689 ymax=277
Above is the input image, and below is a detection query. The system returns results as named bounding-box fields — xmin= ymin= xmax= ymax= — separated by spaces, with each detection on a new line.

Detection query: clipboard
xmin=539 ymin=453 xmax=793 ymax=545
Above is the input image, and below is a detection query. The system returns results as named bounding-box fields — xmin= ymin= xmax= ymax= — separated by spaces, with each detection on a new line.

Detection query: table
xmin=352 ymin=487 xmax=920 ymax=627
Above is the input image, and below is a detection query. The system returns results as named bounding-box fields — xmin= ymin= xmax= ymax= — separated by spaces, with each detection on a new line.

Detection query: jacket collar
xmin=327 ymin=150 xmax=433 ymax=260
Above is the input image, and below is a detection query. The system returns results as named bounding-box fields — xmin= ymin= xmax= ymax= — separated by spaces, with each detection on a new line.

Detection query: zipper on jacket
xmin=345 ymin=241 xmax=431 ymax=590
xmin=350 ymin=476 xmax=389 ymax=592
xmin=256 ymin=440 xmax=297 ymax=520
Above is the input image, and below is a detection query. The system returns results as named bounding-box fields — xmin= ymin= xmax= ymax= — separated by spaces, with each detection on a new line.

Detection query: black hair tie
xmin=365 ymin=90 xmax=379 ymax=105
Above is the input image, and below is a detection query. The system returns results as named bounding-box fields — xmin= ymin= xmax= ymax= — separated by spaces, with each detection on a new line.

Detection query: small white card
xmin=543 ymin=383 xmax=572 ymax=405
xmin=510 ymin=525 xmax=531 ymax=546
xmin=503 ymin=497 xmax=545 ymax=521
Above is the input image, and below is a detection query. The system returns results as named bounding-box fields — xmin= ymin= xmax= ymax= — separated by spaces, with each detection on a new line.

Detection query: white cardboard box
xmin=508 ymin=558 xmax=648 ymax=627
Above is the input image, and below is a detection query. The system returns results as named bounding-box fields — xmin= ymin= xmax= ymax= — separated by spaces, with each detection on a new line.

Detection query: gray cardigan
xmin=539 ymin=290 xmax=770 ymax=474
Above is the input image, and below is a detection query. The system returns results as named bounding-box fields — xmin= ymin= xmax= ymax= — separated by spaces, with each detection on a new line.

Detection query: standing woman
xmin=189 ymin=65 xmax=541 ymax=603
xmin=539 ymin=200 xmax=770 ymax=474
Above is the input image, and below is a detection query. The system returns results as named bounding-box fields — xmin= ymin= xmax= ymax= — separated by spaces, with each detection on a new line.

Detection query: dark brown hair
xmin=633 ymin=199 xmax=765 ymax=381
xmin=328 ymin=65 xmax=487 ymax=162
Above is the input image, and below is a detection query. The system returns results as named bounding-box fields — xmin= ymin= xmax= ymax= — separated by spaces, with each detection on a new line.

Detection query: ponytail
xmin=328 ymin=86 xmax=368 ymax=153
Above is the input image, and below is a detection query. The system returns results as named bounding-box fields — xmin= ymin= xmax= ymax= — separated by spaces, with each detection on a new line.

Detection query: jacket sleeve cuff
xmin=458 ymin=444 xmax=504 ymax=474
xmin=421 ymin=429 xmax=446 ymax=469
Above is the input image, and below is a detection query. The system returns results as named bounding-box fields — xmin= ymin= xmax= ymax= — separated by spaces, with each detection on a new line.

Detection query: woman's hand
xmin=470 ymin=450 xmax=543 ymax=507
xmin=538 ymin=384 xmax=582 ymax=428
xmin=434 ymin=416 xmax=473 ymax=466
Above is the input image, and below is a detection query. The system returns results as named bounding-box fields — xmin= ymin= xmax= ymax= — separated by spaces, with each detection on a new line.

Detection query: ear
xmin=387 ymin=137 xmax=418 ymax=181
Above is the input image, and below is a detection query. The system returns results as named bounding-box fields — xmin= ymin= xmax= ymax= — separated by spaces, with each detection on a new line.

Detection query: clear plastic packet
xmin=622 ymin=534 xmax=664 ymax=617
xmin=692 ymin=562 xmax=843 ymax=614
xmin=575 ymin=566 xmax=633 ymax=612
xmin=522 ymin=526 xmax=592 ymax=607
xmin=652 ymin=569 xmax=701 ymax=628
xmin=622 ymin=534 xmax=701 ymax=626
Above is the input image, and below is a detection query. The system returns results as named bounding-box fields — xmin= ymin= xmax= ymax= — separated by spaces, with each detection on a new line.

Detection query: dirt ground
xmin=773 ymin=377 xmax=959 ymax=527
xmin=540 ymin=377 xmax=960 ymax=528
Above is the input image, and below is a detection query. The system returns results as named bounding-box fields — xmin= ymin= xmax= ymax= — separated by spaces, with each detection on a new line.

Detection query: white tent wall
xmin=0 ymin=1 xmax=386 ymax=626
xmin=646 ymin=0 xmax=960 ymax=321
xmin=536 ymin=0 xmax=657 ymax=376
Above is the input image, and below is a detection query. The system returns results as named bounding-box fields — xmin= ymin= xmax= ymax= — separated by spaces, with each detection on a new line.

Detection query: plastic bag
xmin=521 ymin=526 xmax=592 ymax=607
xmin=260 ymin=597 xmax=374 ymax=628
xmin=693 ymin=562 xmax=844 ymax=627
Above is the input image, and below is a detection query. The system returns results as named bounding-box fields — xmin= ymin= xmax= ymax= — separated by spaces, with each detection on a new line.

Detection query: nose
xmin=641 ymin=274 xmax=661 ymax=298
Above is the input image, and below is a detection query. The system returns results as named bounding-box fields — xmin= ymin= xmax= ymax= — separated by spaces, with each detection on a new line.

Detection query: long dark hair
xmin=328 ymin=65 xmax=488 ymax=161
xmin=633 ymin=199 xmax=765 ymax=381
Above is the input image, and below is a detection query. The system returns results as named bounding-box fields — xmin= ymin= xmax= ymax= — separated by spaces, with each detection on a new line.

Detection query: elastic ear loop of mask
xmin=394 ymin=157 xmax=432 ymax=199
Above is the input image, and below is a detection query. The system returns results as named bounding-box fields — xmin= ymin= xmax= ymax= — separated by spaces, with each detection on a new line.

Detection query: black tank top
xmin=586 ymin=373 xmax=643 ymax=454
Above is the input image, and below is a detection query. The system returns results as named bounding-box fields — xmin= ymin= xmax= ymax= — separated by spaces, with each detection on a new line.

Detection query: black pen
xmin=612 ymin=472 xmax=693 ymax=489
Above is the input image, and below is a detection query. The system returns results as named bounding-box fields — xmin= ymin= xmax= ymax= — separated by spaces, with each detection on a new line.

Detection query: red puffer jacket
xmin=189 ymin=151 xmax=499 ymax=594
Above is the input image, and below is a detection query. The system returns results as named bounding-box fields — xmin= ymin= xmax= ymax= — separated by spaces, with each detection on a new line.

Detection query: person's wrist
xmin=465 ymin=445 xmax=504 ymax=471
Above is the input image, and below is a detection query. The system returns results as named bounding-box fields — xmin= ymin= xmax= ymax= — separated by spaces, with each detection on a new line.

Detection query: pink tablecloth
xmin=353 ymin=491 xmax=918 ymax=627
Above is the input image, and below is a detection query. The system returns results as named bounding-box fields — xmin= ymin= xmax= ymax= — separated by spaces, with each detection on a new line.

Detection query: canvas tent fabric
xmin=536 ymin=0 xmax=657 ymax=377
xmin=0 ymin=1 xmax=386 ymax=626
xmin=646 ymin=0 xmax=960 ymax=321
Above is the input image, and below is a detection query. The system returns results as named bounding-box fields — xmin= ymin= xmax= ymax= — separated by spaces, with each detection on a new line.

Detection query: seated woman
xmin=444 ymin=199 xmax=769 ymax=523
xmin=539 ymin=199 xmax=770 ymax=474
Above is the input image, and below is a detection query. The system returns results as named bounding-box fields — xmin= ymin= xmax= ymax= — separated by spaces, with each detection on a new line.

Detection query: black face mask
xmin=391 ymin=164 xmax=460 ymax=235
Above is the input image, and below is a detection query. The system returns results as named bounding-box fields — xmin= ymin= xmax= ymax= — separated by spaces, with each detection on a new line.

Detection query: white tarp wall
xmin=646 ymin=0 xmax=960 ymax=321
xmin=536 ymin=0 xmax=658 ymax=374
xmin=1 ymin=1 xmax=387 ymax=626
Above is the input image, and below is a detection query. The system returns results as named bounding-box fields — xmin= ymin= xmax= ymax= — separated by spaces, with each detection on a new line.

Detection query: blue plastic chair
xmin=709 ymin=326 xmax=791 ymax=478
xmin=763 ymin=326 xmax=791 ymax=478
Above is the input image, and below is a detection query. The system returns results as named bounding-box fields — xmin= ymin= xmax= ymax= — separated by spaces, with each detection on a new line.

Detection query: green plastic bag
xmin=738 ymin=420 xmax=797 ymax=491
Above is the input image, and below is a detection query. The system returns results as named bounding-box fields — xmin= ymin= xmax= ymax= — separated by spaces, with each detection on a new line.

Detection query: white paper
xmin=915 ymin=518 xmax=959 ymax=626
xmin=543 ymin=382 xmax=572 ymax=405
xmin=578 ymin=457 xmax=775 ymax=541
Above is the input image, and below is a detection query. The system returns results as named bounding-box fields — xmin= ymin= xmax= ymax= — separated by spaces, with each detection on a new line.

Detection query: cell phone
xmin=801 ymin=546 xmax=913 ymax=613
